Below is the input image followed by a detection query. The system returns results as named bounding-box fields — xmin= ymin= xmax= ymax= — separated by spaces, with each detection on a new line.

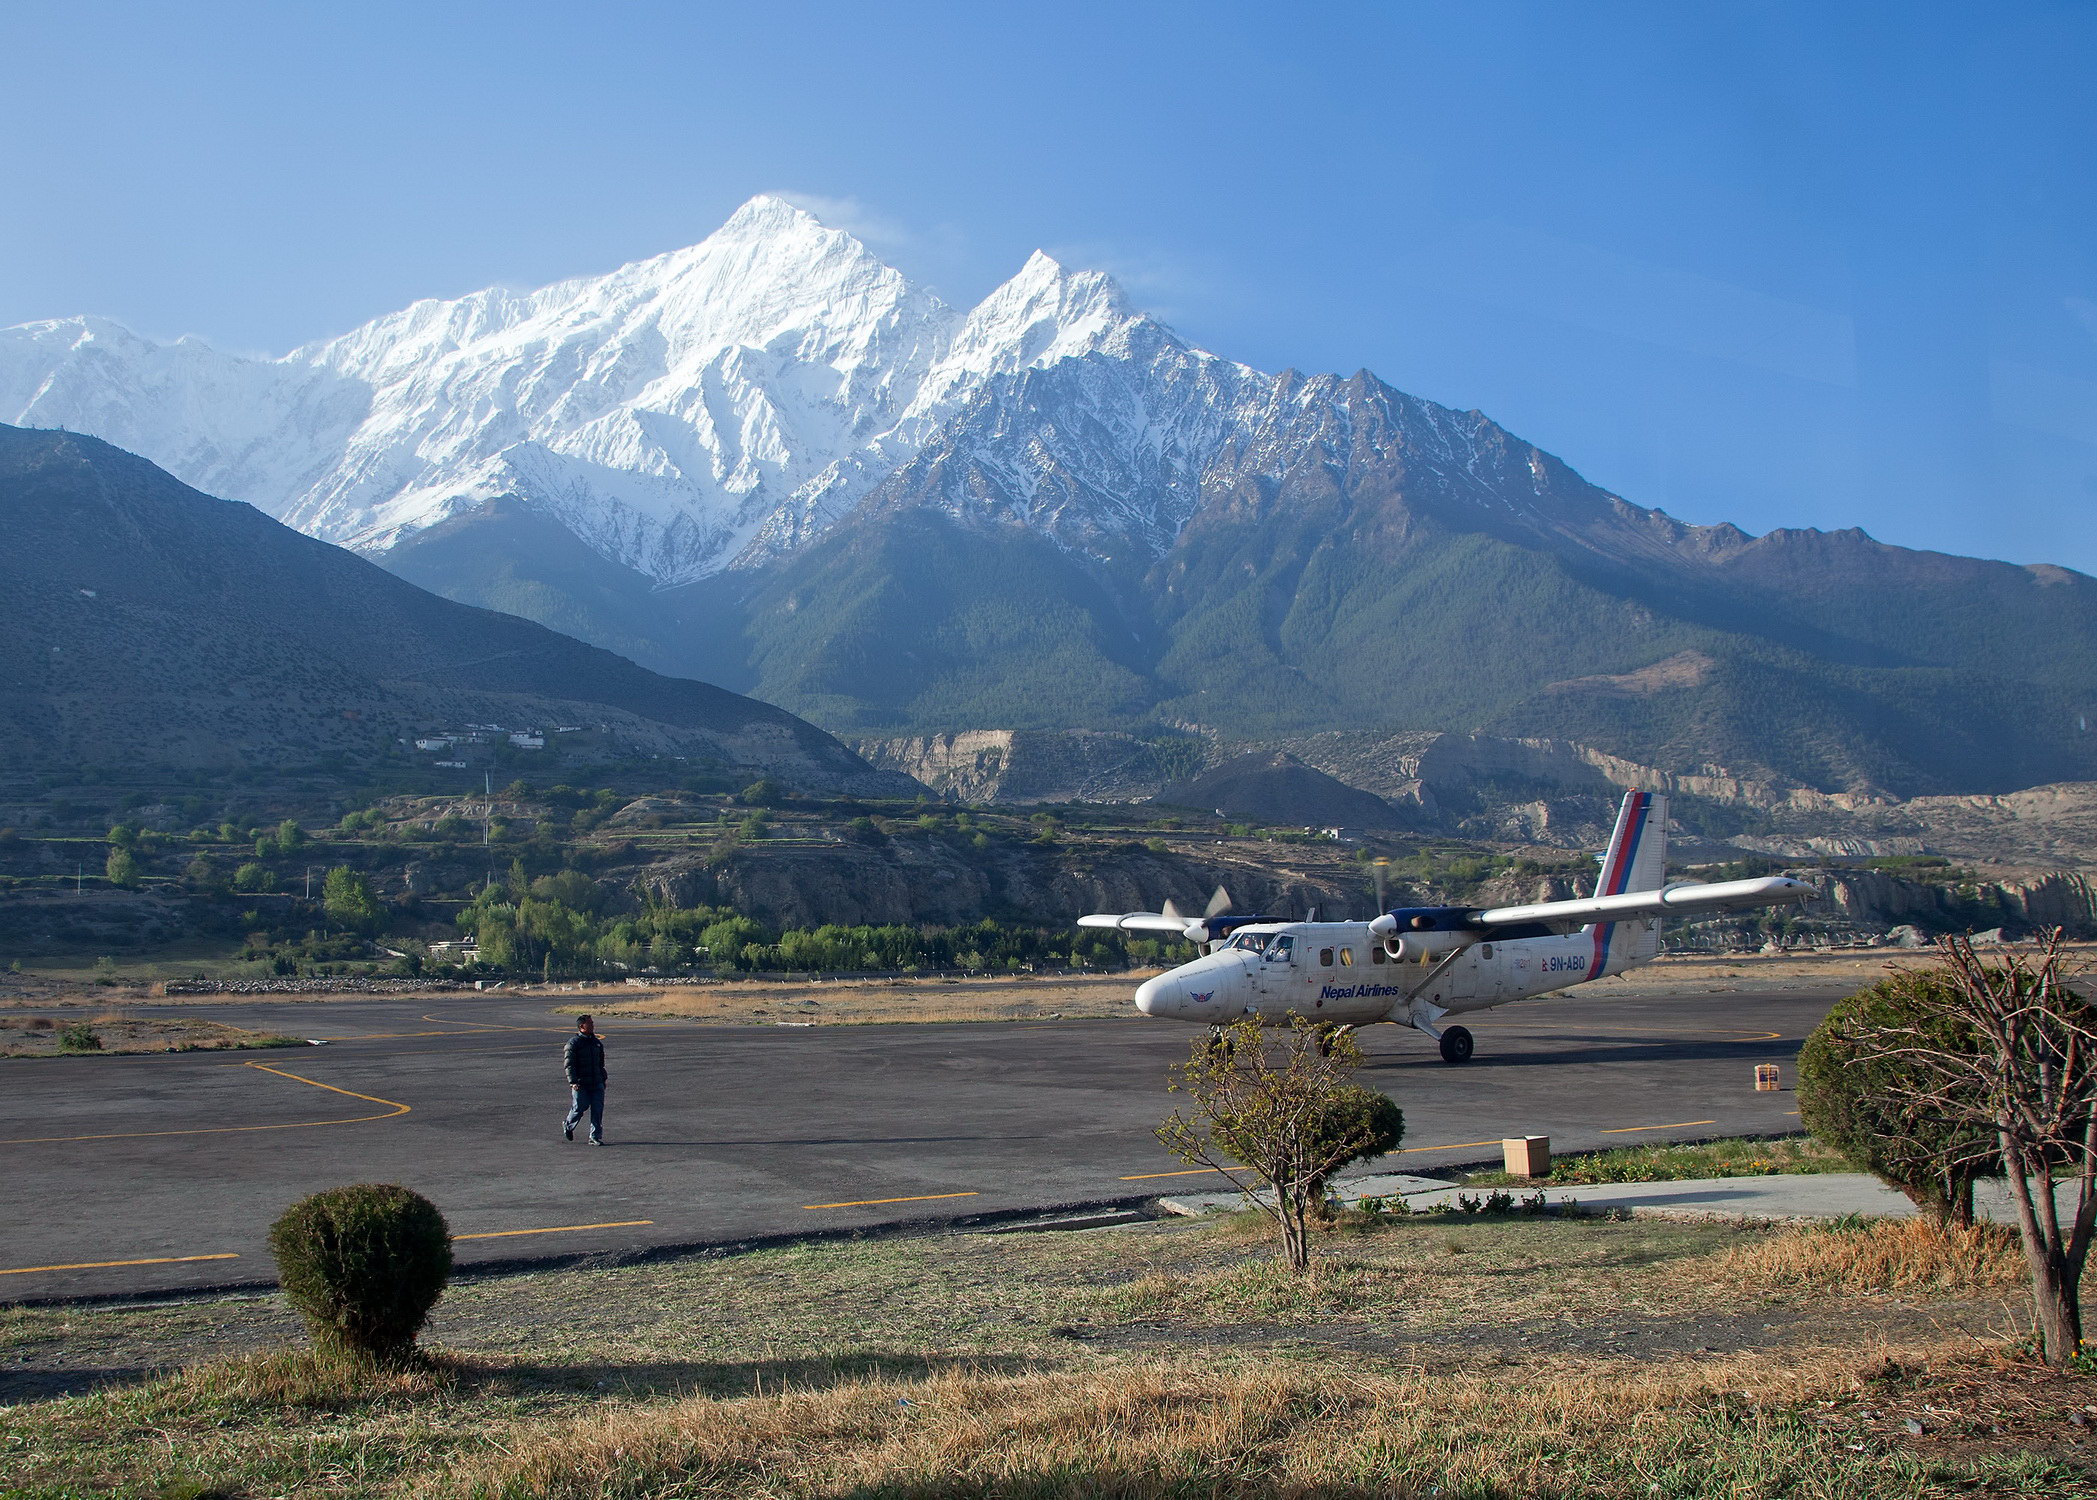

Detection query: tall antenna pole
xmin=484 ymin=771 xmax=495 ymax=891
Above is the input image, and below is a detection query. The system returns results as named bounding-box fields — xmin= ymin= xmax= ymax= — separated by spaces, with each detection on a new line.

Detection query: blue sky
xmin=4 ymin=1 xmax=2093 ymax=571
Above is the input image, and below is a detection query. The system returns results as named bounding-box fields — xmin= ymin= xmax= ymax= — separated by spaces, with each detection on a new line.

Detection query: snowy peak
xmin=1 ymin=196 xmax=1253 ymax=581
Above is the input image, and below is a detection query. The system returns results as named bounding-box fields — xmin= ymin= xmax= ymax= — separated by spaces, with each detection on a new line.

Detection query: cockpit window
xmin=1265 ymin=935 xmax=1295 ymax=963
xmin=1226 ymin=932 xmax=1265 ymax=953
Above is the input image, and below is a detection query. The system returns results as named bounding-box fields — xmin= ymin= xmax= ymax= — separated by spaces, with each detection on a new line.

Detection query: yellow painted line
xmin=1120 ymin=1167 xmax=1228 ymax=1180
xmin=1400 ymin=1138 xmax=1505 ymax=1154
xmin=1600 ymin=1119 xmax=1718 ymax=1134
xmin=802 ymin=1191 xmax=980 ymax=1210
xmin=453 ymin=1220 xmax=654 ymax=1241
xmin=0 ymin=1253 xmax=238 ymax=1276
xmin=0 ymin=1062 xmax=411 ymax=1145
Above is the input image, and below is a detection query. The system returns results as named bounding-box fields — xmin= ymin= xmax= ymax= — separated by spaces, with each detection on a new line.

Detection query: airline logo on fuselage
xmin=1318 ymin=983 xmax=1404 ymax=1000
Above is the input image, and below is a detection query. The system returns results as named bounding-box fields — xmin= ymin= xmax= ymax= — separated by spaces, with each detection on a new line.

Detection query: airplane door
xmin=1249 ymin=935 xmax=1296 ymax=1012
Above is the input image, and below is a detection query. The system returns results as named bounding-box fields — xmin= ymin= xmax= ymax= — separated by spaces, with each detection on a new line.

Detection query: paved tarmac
xmin=0 ymin=981 xmax=1850 ymax=1302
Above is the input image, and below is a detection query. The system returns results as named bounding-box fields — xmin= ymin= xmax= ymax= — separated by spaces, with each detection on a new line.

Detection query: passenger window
xmin=1319 ymin=947 xmax=1334 ymax=967
xmin=1370 ymin=946 xmax=1385 ymax=964
xmin=1479 ymin=944 xmax=1494 ymax=959
xmin=1338 ymin=948 xmax=1354 ymax=967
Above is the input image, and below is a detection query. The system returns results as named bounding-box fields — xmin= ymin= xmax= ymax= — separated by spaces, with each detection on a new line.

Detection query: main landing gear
xmin=1437 ymin=1026 xmax=1475 ymax=1065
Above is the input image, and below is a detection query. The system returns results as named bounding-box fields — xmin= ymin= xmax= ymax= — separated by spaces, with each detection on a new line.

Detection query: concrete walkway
xmin=1159 ymin=1170 xmax=2063 ymax=1224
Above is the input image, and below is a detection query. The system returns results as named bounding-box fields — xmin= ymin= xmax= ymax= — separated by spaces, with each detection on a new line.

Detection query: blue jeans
xmin=565 ymin=1084 xmax=605 ymax=1140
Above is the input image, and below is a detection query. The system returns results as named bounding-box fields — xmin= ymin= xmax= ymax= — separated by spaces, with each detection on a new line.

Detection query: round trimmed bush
xmin=267 ymin=1184 xmax=452 ymax=1363
xmin=1797 ymin=971 xmax=1996 ymax=1225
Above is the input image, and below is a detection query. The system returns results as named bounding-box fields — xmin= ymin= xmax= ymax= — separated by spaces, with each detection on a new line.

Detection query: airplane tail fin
xmin=1592 ymin=791 xmax=1667 ymax=973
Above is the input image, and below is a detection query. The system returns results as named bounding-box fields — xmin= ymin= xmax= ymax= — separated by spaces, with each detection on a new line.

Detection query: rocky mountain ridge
xmin=7 ymin=199 xmax=2093 ymax=800
xmin=0 ymin=425 xmax=909 ymax=793
xmin=856 ymin=726 xmax=2097 ymax=869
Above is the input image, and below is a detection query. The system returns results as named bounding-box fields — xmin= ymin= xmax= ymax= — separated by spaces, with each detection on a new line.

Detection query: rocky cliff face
xmin=1806 ymin=868 xmax=2097 ymax=938
xmin=853 ymin=730 xmax=1177 ymax=805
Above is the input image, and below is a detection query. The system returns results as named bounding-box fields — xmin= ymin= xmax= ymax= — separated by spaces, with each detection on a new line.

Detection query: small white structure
xmin=508 ymin=731 xmax=546 ymax=750
xmin=415 ymin=737 xmax=455 ymax=752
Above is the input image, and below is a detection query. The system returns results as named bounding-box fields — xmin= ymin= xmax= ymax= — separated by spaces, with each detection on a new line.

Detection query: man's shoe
xmin=590 ymin=1136 xmax=604 ymax=1146
xmin=563 ymin=1123 xmax=574 ymax=1141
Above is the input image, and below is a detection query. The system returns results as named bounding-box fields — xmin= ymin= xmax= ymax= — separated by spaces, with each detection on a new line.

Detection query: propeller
xmin=1204 ymin=885 xmax=1233 ymax=918
xmin=1162 ymin=898 xmax=1185 ymax=921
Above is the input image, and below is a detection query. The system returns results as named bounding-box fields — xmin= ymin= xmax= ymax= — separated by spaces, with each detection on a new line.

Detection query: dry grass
xmin=0 ymin=1009 xmax=299 ymax=1057
xmin=3 ymin=1211 xmax=2086 ymax=1498
xmin=568 ymin=972 xmax=1157 ymax=1027
xmin=422 ymin=1344 xmax=2090 ymax=1499
xmin=172 ymin=1346 xmax=462 ymax=1406
xmin=1699 ymin=1216 xmax=2028 ymax=1294
xmin=1079 ymin=1256 xmax=1390 ymax=1324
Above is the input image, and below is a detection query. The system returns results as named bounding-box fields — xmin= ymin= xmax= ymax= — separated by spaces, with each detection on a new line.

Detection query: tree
xmin=1798 ymin=972 xmax=1997 ymax=1225
xmin=322 ymin=867 xmax=382 ymax=933
xmin=741 ymin=778 xmax=782 ymax=808
xmin=104 ymin=845 xmax=139 ymax=889
xmin=1841 ymin=933 xmax=2097 ymax=1368
xmin=232 ymin=861 xmax=273 ymax=893
xmin=1157 ymin=1018 xmax=1405 ymax=1271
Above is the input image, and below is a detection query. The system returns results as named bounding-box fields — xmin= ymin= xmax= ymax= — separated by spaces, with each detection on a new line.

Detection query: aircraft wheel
xmin=1438 ymin=1026 xmax=1475 ymax=1065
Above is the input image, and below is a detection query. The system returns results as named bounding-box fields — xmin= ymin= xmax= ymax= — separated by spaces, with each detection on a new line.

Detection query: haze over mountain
xmin=0 ymin=424 xmax=907 ymax=793
xmin=5 ymin=198 xmax=2094 ymax=800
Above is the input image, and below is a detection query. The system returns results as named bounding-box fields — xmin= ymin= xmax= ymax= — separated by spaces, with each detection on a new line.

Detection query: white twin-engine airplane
xmin=1079 ymin=791 xmax=1812 ymax=1063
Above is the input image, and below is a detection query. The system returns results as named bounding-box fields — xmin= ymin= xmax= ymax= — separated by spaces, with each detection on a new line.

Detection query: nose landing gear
xmin=1437 ymin=1025 xmax=1475 ymax=1065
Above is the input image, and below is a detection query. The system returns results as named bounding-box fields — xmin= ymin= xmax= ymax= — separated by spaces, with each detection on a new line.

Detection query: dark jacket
xmin=563 ymin=1032 xmax=607 ymax=1088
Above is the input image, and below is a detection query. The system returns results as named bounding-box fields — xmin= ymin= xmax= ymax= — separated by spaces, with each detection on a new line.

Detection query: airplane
xmin=1077 ymin=790 xmax=1812 ymax=1063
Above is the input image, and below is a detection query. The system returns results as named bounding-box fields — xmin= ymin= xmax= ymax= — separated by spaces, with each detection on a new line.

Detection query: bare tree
xmin=1156 ymin=1018 xmax=1403 ymax=1271
xmin=1845 ymin=932 xmax=2095 ymax=1366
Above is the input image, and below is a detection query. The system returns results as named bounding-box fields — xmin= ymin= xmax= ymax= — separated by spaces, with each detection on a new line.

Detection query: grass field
xmin=4 ymin=1205 xmax=2090 ymax=1497
xmin=1461 ymin=1133 xmax=1853 ymax=1187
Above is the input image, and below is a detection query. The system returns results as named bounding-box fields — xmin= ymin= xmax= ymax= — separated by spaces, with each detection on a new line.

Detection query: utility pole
xmin=483 ymin=771 xmax=495 ymax=892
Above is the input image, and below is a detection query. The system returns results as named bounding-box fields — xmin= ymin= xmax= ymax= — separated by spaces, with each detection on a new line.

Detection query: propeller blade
xmin=1161 ymin=898 xmax=1185 ymax=921
xmin=1204 ymin=885 xmax=1233 ymax=918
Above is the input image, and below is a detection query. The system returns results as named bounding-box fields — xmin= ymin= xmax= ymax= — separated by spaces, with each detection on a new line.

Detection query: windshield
xmin=1226 ymin=932 xmax=1268 ymax=953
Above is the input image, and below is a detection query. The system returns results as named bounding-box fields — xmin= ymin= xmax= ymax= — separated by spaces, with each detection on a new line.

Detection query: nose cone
xmin=1134 ymin=974 xmax=1171 ymax=1015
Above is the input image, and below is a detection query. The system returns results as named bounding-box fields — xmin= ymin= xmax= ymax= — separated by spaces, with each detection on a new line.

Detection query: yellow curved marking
xmin=0 ymin=1062 xmax=411 ymax=1145
xmin=1505 ymin=1024 xmax=1786 ymax=1041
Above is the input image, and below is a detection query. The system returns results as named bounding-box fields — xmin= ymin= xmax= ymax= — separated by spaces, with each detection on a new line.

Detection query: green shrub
xmin=267 ymin=1184 xmax=452 ymax=1363
xmin=57 ymin=1022 xmax=101 ymax=1052
xmin=1797 ymin=971 xmax=1997 ymax=1224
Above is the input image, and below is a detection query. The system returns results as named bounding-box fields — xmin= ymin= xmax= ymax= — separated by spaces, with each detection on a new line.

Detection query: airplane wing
xmin=1463 ymin=875 xmax=1814 ymax=930
xmin=1077 ymin=911 xmax=1203 ymax=937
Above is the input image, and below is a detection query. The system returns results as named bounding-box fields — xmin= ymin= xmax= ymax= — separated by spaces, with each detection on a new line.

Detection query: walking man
xmin=563 ymin=1014 xmax=607 ymax=1145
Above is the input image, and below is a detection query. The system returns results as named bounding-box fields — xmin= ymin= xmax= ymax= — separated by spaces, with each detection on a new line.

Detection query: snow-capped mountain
xmin=8 ymin=196 xmax=2095 ymax=802
xmin=0 ymin=196 xmax=1249 ymax=582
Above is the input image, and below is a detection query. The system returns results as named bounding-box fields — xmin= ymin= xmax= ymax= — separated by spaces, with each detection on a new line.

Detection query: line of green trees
xmin=450 ymin=870 xmax=1172 ymax=977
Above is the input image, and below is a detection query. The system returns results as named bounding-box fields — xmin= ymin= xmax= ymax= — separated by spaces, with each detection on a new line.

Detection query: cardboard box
xmin=1502 ymin=1135 xmax=1550 ymax=1177
xmin=1755 ymin=1064 xmax=1782 ymax=1092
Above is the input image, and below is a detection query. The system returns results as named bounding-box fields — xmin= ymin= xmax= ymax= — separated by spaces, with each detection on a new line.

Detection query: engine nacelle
xmin=1381 ymin=930 xmax=1478 ymax=963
